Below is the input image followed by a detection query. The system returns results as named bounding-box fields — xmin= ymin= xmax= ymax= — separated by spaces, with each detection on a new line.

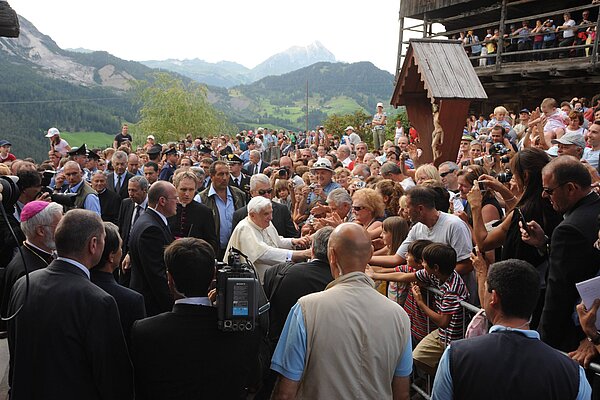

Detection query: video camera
xmin=216 ymin=248 xmax=260 ymax=332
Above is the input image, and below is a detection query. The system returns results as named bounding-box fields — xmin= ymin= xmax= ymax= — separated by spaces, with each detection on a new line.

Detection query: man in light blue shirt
xmin=432 ymin=259 xmax=591 ymax=400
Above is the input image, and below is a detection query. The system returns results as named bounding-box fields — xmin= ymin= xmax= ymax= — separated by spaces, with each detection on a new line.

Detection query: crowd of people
xmin=456 ymin=9 xmax=596 ymax=65
xmin=1 ymin=93 xmax=600 ymax=399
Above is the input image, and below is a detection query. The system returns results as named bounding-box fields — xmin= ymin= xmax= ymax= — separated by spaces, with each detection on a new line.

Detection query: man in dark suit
xmin=106 ymin=150 xmax=134 ymax=201
xmin=243 ymin=149 xmax=267 ymax=176
xmin=91 ymin=222 xmax=146 ymax=347
xmin=524 ymin=156 xmax=600 ymax=360
xmin=129 ymin=181 xmax=176 ymax=316
xmin=91 ymin=171 xmax=121 ymax=224
xmin=0 ymin=201 xmax=62 ymax=328
xmin=7 ymin=209 xmax=133 ymax=399
xmin=168 ymin=170 xmax=219 ymax=253
xmin=130 ymin=237 xmax=260 ymax=400
xmin=232 ymin=173 xmax=298 ymax=238
xmin=159 ymin=147 xmax=178 ymax=182
xmin=117 ymin=175 xmax=149 ymax=286
xmin=227 ymin=153 xmax=251 ymax=195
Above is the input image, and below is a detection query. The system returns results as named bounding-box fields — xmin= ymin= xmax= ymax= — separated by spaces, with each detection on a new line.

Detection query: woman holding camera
xmin=468 ymin=148 xmax=562 ymax=328
xmin=456 ymin=165 xmax=503 ymax=227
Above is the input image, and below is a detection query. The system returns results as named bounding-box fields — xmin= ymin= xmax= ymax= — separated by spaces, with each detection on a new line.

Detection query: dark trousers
xmin=558 ymin=36 xmax=575 ymax=58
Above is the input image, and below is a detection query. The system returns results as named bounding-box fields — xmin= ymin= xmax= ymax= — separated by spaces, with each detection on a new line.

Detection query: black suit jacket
xmin=131 ymin=303 xmax=260 ymax=400
xmin=263 ymin=259 xmax=333 ymax=343
xmin=0 ymin=244 xmax=53 ymax=328
xmin=91 ymin=269 xmax=146 ymax=347
xmin=98 ymin=188 xmax=121 ymax=224
xmin=107 ymin=171 xmax=135 ymax=201
xmin=167 ymin=202 xmax=219 ymax=254
xmin=539 ymin=192 xmax=600 ymax=352
xmin=229 ymin=173 xmax=250 ymax=192
xmin=7 ymin=260 xmax=133 ymax=399
xmin=129 ymin=208 xmax=175 ymax=316
xmin=232 ymin=201 xmax=299 ymax=238
xmin=243 ymin=160 xmax=267 ymax=176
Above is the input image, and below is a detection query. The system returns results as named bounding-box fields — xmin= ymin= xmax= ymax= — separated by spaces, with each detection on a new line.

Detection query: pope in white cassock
xmin=225 ymin=196 xmax=311 ymax=283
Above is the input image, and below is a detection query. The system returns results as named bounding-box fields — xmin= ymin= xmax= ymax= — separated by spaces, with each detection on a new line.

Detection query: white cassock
xmin=224 ymin=217 xmax=294 ymax=283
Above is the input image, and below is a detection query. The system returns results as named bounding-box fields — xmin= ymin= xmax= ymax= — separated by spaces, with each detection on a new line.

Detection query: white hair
xmin=247 ymin=196 xmax=272 ymax=215
xmin=20 ymin=202 xmax=63 ymax=241
xmin=250 ymin=173 xmax=270 ymax=191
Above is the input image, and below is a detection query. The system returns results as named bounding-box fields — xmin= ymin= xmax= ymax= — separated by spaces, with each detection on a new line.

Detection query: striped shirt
xmin=415 ymin=269 xmax=469 ymax=345
xmin=388 ymin=265 xmax=435 ymax=342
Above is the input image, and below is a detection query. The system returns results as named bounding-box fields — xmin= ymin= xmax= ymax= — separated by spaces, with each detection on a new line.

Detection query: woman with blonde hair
xmin=414 ymin=164 xmax=442 ymax=185
xmin=351 ymin=188 xmax=385 ymax=240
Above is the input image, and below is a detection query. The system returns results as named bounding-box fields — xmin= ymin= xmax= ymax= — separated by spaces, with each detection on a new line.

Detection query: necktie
xmin=116 ymin=174 xmax=122 ymax=191
xmin=254 ymin=164 xmax=258 ymax=175
xmin=236 ymin=177 xmax=240 ymax=187
xmin=132 ymin=205 xmax=142 ymax=225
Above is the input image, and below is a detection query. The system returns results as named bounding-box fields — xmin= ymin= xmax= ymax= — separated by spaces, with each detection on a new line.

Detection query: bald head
xmin=328 ymin=223 xmax=373 ymax=277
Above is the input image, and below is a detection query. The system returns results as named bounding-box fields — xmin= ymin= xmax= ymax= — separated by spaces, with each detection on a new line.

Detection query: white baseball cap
xmin=377 ymin=102 xmax=384 ymax=108
xmin=345 ymin=126 xmax=354 ymax=131
xmin=45 ymin=127 xmax=60 ymax=138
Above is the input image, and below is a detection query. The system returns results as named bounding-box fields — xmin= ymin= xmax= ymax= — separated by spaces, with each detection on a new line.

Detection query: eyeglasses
xmin=258 ymin=188 xmax=273 ymax=195
xmin=542 ymin=182 xmax=567 ymax=195
xmin=352 ymin=205 xmax=366 ymax=211
xmin=440 ymin=170 xmax=456 ymax=178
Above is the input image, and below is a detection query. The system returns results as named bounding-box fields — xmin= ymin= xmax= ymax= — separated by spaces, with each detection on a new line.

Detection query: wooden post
xmin=496 ymin=0 xmax=507 ymax=69
xmin=423 ymin=13 xmax=428 ymax=38
xmin=396 ymin=16 xmax=405 ymax=82
xmin=592 ymin=4 xmax=600 ymax=66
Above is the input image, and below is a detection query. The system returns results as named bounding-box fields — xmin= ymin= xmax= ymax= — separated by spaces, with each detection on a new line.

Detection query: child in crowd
xmin=368 ymin=240 xmax=434 ymax=345
xmin=529 ymin=97 xmax=569 ymax=143
xmin=273 ymin=179 xmax=293 ymax=213
xmin=368 ymin=243 xmax=469 ymax=373
xmin=486 ymin=106 xmax=509 ymax=128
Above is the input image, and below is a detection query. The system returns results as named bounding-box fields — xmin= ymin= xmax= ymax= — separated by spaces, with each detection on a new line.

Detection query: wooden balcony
xmin=395 ymin=1 xmax=600 ymax=110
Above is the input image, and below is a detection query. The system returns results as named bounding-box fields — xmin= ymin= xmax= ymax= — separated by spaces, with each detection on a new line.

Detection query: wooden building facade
xmin=394 ymin=0 xmax=600 ymax=112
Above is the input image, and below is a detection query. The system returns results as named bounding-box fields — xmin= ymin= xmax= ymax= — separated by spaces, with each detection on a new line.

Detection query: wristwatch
xmin=587 ymin=331 xmax=600 ymax=345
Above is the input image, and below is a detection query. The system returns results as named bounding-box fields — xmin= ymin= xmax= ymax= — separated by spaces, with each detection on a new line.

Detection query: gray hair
xmin=20 ymin=202 xmax=63 ymax=240
xmin=189 ymin=166 xmax=205 ymax=180
xmin=337 ymin=145 xmax=351 ymax=157
xmin=247 ymin=196 xmax=272 ymax=214
xmin=439 ymin=161 xmax=459 ymax=172
xmin=250 ymin=173 xmax=270 ymax=191
xmin=249 ymin=149 xmax=261 ymax=159
xmin=380 ymin=162 xmax=401 ymax=176
xmin=55 ymin=209 xmax=104 ymax=258
xmin=327 ymin=188 xmax=352 ymax=206
xmin=352 ymin=164 xmax=371 ymax=179
xmin=129 ymin=175 xmax=149 ymax=192
xmin=112 ymin=150 xmax=128 ymax=164
xmin=312 ymin=226 xmax=333 ymax=261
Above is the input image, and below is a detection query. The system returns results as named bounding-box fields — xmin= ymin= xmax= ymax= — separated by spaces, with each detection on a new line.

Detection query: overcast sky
xmin=13 ymin=0 xmax=408 ymax=73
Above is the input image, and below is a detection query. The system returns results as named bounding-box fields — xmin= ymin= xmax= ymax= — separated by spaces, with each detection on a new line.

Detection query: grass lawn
xmin=61 ymin=131 xmax=115 ymax=149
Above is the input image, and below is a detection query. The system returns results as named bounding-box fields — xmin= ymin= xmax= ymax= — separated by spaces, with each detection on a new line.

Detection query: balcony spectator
xmin=531 ymin=20 xmax=545 ymax=60
xmin=541 ymin=19 xmax=556 ymax=60
xmin=557 ymin=12 xmax=576 ymax=58
xmin=514 ymin=20 xmax=532 ymax=61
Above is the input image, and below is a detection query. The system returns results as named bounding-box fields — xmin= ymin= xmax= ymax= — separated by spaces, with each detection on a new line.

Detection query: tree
xmin=133 ymin=72 xmax=234 ymax=142
xmin=323 ymin=110 xmax=372 ymax=144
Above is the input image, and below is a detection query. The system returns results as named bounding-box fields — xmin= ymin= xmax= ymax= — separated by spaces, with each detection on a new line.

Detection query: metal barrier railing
xmin=410 ymin=286 xmax=600 ymax=399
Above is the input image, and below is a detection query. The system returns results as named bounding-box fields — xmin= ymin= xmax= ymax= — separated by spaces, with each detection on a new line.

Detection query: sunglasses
xmin=542 ymin=182 xmax=566 ymax=195
xmin=440 ymin=170 xmax=456 ymax=178
xmin=258 ymin=188 xmax=273 ymax=195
